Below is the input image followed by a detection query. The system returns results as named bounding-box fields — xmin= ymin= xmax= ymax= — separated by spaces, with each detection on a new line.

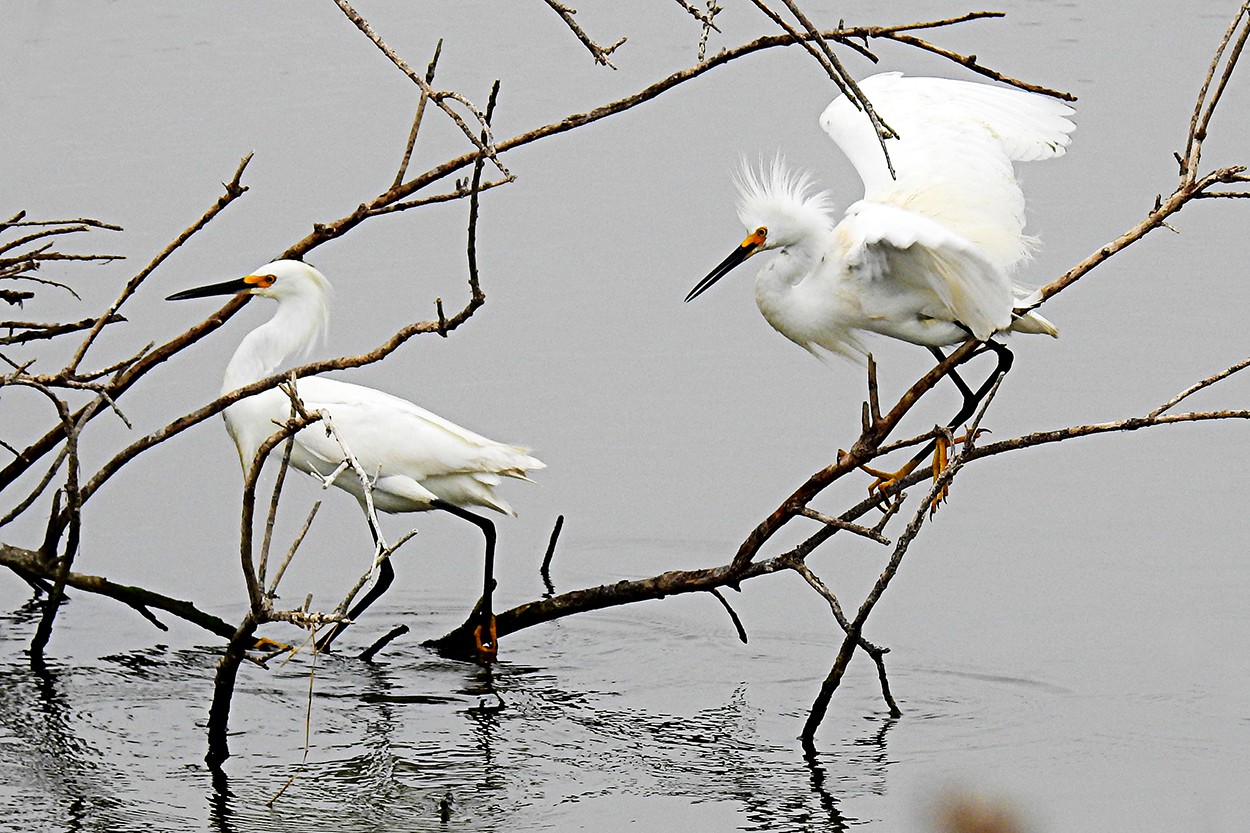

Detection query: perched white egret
xmin=168 ymin=260 xmax=543 ymax=660
xmin=686 ymin=72 xmax=1074 ymax=494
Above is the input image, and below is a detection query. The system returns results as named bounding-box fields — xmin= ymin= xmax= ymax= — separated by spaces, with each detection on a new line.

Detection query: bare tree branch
xmin=798 ymin=507 xmax=890 ymax=545
xmin=332 ymin=0 xmax=503 ymax=168
xmin=1150 ymin=357 xmax=1250 ymax=418
xmin=789 ymin=558 xmax=900 ymax=718
xmin=1182 ymin=2 xmax=1250 ymax=177
xmin=65 ymin=154 xmax=253 ymax=375
xmin=392 ymin=39 xmax=443 ymax=190
xmin=0 ymin=315 xmax=125 ymax=346
xmin=0 ymin=541 xmax=239 ymax=639
xmin=542 ymin=0 xmax=627 ymax=68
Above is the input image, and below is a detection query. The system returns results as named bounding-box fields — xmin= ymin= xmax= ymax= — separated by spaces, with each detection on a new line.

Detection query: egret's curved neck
xmin=222 ymin=296 xmax=325 ymax=393
xmin=756 ymin=232 xmax=825 ymax=293
xmin=753 ymin=231 xmax=833 ymax=348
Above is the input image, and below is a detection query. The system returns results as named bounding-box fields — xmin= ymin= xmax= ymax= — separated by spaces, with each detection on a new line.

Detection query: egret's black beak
xmin=685 ymin=228 xmax=767 ymax=303
xmin=166 ymin=277 xmax=253 ymax=301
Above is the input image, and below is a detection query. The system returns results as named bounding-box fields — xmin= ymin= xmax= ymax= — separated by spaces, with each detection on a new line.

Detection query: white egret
xmin=686 ymin=72 xmax=1074 ymax=494
xmin=168 ymin=260 xmax=544 ymax=660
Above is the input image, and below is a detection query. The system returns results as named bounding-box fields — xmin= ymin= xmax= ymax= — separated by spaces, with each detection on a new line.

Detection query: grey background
xmin=2 ymin=2 xmax=1248 ymax=830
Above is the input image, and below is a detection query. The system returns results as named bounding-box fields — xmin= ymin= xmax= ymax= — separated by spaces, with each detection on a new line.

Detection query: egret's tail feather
xmin=1008 ymin=309 xmax=1059 ymax=337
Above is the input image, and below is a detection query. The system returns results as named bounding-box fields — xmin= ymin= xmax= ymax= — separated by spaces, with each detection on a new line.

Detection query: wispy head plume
xmin=734 ymin=156 xmax=834 ymax=241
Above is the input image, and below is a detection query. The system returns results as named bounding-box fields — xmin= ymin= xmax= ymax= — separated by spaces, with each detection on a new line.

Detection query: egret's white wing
xmin=820 ymin=73 xmax=1075 ymax=271
xmin=289 ymin=377 xmax=542 ymax=483
xmin=822 ymin=72 xmax=1075 ymax=194
xmin=838 ymin=200 xmax=1012 ymax=341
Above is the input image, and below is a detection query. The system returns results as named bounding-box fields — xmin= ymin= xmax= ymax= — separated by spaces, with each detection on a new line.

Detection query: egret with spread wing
xmin=168 ymin=260 xmax=543 ymax=660
xmin=686 ymin=73 xmax=1074 ymax=497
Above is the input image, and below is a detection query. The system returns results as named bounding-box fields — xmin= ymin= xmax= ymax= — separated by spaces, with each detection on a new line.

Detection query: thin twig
xmin=674 ymin=0 xmax=722 ymax=62
xmin=359 ymin=624 xmax=410 ymax=661
xmin=0 ymin=224 xmax=114 ymax=257
xmin=66 ymin=153 xmax=252 ymax=374
xmin=465 ymin=79 xmax=500 ymax=305
xmin=887 ymin=31 xmax=1077 ymax=98
xmin=241 ymin=412 xmax=325 ymax=611
xmin=543 ymin=0 xmax=627 ymax=68
xmin=789 ymin=558 xmax=899 ymax=717
xmin=1183 ymin=3 xmax=1250 ymax=176
xmin=391 ymin=39 xmax=442 ymax=190
xmin=798 ymin=507 xmax=890 ymax=545
xmin=332 ymin=0 xmax=502 ymax=170
xmin=801 ymin=447 xmax=958 ymax=740
xmin=368 ymin=176 xmax=515 ymax=217
xmin=751 ymin=0 xmax=900 ymax=176
xmin=1150 ymin=357 xmax=1250 ymax=418
xmin=258 ymin=424 xmax=299 ymax=587
xmin=540 ymin=514 xmax=564 ymax=578
xmin=0 ymin=446 xmax=68 ymax=529
xmin=0 ymin=315 xmax=124 ymax=347
xmin=866 ymin=354 xmax=881 ymax=426
xmin=269 ymin=501 xmax=321 ymax=598
xmin=266 ymin=648 xmax=320 ymax=806
xmin=708 ymin=588 xmax=748 ymax=643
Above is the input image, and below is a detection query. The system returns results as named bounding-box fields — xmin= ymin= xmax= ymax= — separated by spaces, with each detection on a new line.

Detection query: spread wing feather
xmin=839 ymin=200 xmax=1011 ymax=341
xmin=821 ymin=73 xmax=1075 ymax=272
xmin=288 ymin=377 xmax=542 ymax=480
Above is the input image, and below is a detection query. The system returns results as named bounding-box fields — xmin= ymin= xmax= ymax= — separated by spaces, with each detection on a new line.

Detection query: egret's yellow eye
xmin=244 ymin=273 xmax=275 ymax=288
xmin=744 ymin=227 xmax=767 ymax=249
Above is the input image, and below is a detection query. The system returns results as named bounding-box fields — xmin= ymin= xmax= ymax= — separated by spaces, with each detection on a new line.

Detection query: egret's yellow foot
xmin=928 ymin=428 xmax=987 ymax=516
xmin=930 ymin=432 xmax=952 ymax=517
xmin=861 ymin=458 xmax=921 ymax=498
xmin=473 ymin=615 xmax=498 ymax=664
xmin=252 ymin=636 xmax=292 ymax=652
xmin=862 ymin=432 xmax=958 ymax=516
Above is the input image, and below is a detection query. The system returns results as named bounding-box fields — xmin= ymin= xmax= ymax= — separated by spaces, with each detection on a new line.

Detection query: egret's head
xmin=166 ymin=259 xmax=331 ymax=305
xmin=685 ymin=158 xmax=832 ymax=303
xmin=166 ymin=259 xmax=332 ymax=343
xmin=734 ymin=157 xmax=833 ymax=248
xmin=242 ymin=260 xmax=332 ymax=305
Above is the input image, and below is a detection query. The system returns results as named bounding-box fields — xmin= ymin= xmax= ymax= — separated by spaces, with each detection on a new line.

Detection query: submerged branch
xmin=0 ymin=541 xmax=239 ymax=639
xmin=426 ymin=403 xmax=1250 ymax=658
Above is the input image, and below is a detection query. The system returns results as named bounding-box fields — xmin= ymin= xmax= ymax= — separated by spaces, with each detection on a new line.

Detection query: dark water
xmin=0 ymin=597 xmax=896 ymax=831
xmin=3 ymin=1 xmax=1249 ymax=830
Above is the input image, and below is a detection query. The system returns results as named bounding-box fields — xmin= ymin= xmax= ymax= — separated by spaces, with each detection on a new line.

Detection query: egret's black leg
xmin=317 ymin=557 xmax=396 ymax=653
xmin=431 ymin=499 xmax=498 ymax=663
xmin=887 ymin=344 xmax=978 ymax=486
xmin=16 ymin=567 xmax=53 ymax=597
xmin=954 ymin=338 xmax=1013 ymax=429
xmin=921 ymin=340 xmax=1013 ymax=462
xmin=865 ymin=339 xmax=1014 ymax=506
xmin=928 ymin=345 xmax=977 ymax=409
xmin=925 ymin=339 xmax=1010 ymax=511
